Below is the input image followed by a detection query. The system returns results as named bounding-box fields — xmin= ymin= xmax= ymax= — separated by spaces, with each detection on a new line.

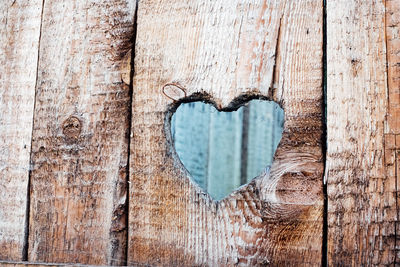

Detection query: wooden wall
xmin=0 ymin=0 xmax=42 ymax=260
xmin=0 ymin=0 xmax=398 ymax=266
xmin=0 ymin=0 xmax=136 ymax=265
xmin=326 ymin=0 xmax=400 ymax=265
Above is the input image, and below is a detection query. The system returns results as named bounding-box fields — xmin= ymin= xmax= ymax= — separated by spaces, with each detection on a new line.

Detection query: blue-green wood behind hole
xmin=207 ymin=106 xmax=243 ymax=200
xmin=246 ymin=101 xmax=284 ymax=182
xmin=171 ymin=100 xmax=284 ymax=200
xmin=171 ymin=102 xmax=210 ymax=189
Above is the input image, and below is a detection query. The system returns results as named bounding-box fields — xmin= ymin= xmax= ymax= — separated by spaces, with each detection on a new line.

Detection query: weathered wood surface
xmin=0 ymin=0 xmax=43 ymax=261
xmin=327 ymin=0 xmax=400 ymax=265
xmin=26 ymin=0 xmax=136 ymax=265
xmin=129 ymin=0 xmax=324 ymax=265
xmin=0 ymin=261 xmax=72 ymax=267
xmin=386 ymin=9 xmax=400 ymax=265
xmin=0 ymin=260 xmax=130 ymax=267
xmin=8 ymin=0 xmax=400 ymax=265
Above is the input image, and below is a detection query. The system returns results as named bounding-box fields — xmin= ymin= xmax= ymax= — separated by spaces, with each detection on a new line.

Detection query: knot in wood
xmin=62 ymin=116 xmax=82 ymax=139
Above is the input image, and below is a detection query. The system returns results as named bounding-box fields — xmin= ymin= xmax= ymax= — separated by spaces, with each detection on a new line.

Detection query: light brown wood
xmin=0 ymin=0 xmax=43 ymax=261
xmin=27 ymin=0 xmax=136 ymax=265
xmin=0 ymin=261 xmax=70 ymax=267
xmin=0 ymin=260 xmax=125 ymax=267
xmin=128 ymin=0 xmax=324 ymax=266
xmin=327 ymin=0 xmax=399 ymax=265
xmin=386 ymin=4 xmax=400 ymax=265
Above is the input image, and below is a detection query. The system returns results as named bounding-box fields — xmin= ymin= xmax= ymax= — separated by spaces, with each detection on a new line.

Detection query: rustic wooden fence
xmin=0 ymin=0 xmax=399 ymax=266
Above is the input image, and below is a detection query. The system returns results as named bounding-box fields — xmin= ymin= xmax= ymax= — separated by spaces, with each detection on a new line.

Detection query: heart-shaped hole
xmin=171 ymin=99 xmax=284 ymax=200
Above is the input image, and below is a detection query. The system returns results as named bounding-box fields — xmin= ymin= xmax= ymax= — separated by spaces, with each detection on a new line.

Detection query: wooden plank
xmin=171 ymin=102 xmax=211 ymax=190
xmin=0 ymin=0 xmax=43 ymax=261
xmin=0 ymin=260 xmax=141 ymax=267
xmin=245 ymin=100 xmax=284 ymax=182
xmin=206 ymin=108 xmax=243 ymax=200
xmin=386 ymin=4 xmax=400 ymax=264
xmin=27 ymin=0 xmax=136 ymax=265
xmin=0 ymin=261 xmax=73 ymax=267
xmin=129 ymin=0 xmax=324 ymax=265
xmin=0 ymin=260 xmax=130 ymax=267
xmin=326 ymin=0 xmax=399 ymax=265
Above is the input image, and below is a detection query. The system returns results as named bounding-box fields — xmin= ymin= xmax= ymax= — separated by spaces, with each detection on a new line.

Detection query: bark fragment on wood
xmin=27 ymin=0 xmax=136 ymax=265
xmin=0 ymin=0 xmax=42 ymax=261
xmin=129 ymin=0 xmax=324 ymax=265
xmin=327 ymin=0 xmax=399 ymax=265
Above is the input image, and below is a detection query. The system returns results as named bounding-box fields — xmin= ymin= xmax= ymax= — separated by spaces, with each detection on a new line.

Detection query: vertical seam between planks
xmin=322 ymin=0 xmax=328 ymax=266
xmin=125 ymin=0 xmax=139 ymax=265
xmin=240 ymin=105 xmax=249 ymax=185
xmin=22 ymin=0 xmax=46 ymax=261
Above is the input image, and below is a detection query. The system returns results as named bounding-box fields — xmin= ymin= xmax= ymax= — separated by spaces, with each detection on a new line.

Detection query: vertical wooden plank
xmin=0 ymin=262 xmax=64 ymax=267
xmin=0 ymin=0 xmax=42 ymax=261
xmin=27 ymin=0 xmax=136 ymax=265
xmin=327 ymin=0 xmax=398 ymax=265
xmin=272 ymin=105 xmax=284 ymax=152
xmin=246 ymin=101 xmax=283 ymax=182
xmin=129 ymin=0 xmax=323 ymax=265
xmin=207 ymin=108 xmax=243 ymax=200
xmin=386 ymin=2 xmax=400 ymax=263
xmin=172 ymin=102 xmax=211 ymax=190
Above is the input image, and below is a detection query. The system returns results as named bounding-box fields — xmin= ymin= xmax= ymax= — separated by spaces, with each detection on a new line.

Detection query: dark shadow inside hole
xmin=170 ymin=99 xmax=284 ymax=201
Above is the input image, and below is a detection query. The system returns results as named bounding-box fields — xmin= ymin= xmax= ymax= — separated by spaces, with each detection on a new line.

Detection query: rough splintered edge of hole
xmin=163 ymin=92 xmax=284 ymax=204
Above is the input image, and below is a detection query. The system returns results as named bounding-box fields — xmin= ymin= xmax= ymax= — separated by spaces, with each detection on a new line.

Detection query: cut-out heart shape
xmin=171 ymin=99 xmax=284 ymax=200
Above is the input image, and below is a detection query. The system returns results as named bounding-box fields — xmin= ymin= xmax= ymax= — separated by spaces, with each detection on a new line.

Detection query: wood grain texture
xmin=27 ymin=0 xmax=136 ymax=265
xmin=0 ymin=0 xmax=43 ymax=261
xmin=0 ymin=261 xmax=71 ymax=267
xmin=129 ymin=0 xmax=324 ymax=265
xmin=326 ymin=0 xmax=399 ymax=265
xmin=382 ymin=0 xmax=400 ymax=265
xmin=0 ymin=260 xmax=123 ymax=267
